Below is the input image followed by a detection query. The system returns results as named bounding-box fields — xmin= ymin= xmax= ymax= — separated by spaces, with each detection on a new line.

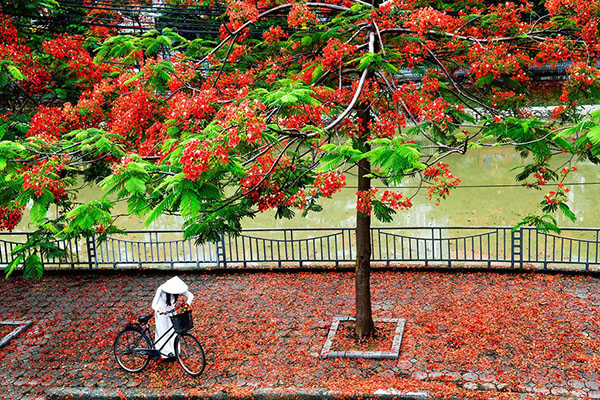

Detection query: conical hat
xmin=161 ymin=276 xmax=188 ymax=294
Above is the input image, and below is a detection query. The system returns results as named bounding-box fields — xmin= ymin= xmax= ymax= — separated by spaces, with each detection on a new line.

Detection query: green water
xmin=14 ymin=147 xmax=600 ymax=231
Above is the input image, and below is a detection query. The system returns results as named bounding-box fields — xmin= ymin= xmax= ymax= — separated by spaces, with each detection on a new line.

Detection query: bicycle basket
xmin=170 ymin=310 xmax=193 ymax=333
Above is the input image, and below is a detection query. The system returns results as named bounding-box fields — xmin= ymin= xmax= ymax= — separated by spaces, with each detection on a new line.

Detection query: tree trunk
xmin=355 ymin=103 xmax=375 ymax=339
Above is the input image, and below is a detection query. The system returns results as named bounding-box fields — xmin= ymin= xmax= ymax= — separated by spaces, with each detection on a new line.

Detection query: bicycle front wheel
xmin=175 ymin=333 xmax=206 ymax=377
xmin=113 ymin=327 xmax=152 ymax=373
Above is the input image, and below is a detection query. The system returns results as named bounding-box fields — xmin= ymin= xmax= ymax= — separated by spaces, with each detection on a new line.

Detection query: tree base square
xmin=0 ymin=320 xmax=32 ymax=349
xmin=320 ymin=316 xmax=405 ymax=359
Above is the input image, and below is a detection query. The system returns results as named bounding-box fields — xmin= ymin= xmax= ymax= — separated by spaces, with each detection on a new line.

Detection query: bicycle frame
xmin=150 ymin=324 xmax=179 ymax=355
xmin=132 ymin=323 xmax=179 ymax=359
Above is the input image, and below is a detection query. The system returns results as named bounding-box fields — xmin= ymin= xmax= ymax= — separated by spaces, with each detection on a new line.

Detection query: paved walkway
xmin=0 ymin=270 xmax=599 ymax=400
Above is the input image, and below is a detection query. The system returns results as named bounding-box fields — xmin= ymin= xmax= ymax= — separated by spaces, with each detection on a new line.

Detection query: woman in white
xmin=151 ymin=276 xmax=194 ymax=358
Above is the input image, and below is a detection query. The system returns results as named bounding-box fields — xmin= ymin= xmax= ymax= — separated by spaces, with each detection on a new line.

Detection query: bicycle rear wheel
xmin=175 ymin=333 xmax=206 ymax=377
xmin=113 ymin=327 xmax=152 ymax=373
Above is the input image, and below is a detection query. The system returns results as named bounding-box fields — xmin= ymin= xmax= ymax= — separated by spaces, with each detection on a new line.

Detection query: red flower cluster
xmin=216 ymin=99 xmax=266 ymax=144
xmin=490 ymin=89 xmax=525 ymax=109
xmin=228 ymin=45 xmax=247 ymax=63
xmin=381 ymin=190 xmax=412 ymax=210
xmin=560 ymin=61 xmax=600 ymax=101
xmin=391 ymin=80 xmax=457 ymax=130
xmin=424 ymin=162 xmax=461 ymax=205
xmin=534 ymin=36 xmax=572 ymax=67
xmin=178 ymin=100 xmax=266 ymax=182
xmin=423 ymin=97 xmax=452 ymax=128
xmin=532 ymin=171 xmax=547 ymax=186
xmin=108 ymin=87 xmax=158 ymax=143
xmin=165 ymin=91 xmax=216 ymax=135
xmin=545 ymin=0 xmax=600 ymax=63
xmin=288 ymin=4 xmax=318 ymax=28
xmin=226 ymin=0 xmax=259 ymax=30
xmin=356 ymin=188 xmax=378 ymax=215
xmin=544 ymin=191 xmax=561 ymax=205
xmin=369 ymin=111 xmax=406 ymax=138
xmin=85 ymin=8 xmax=122 ymax=38
xmin=407 ymin=7 xmax=457 ymax=35
xmin=468 ymin=44 xmax=529 ymax=84
xmin=0 ymin=205 xmax=23 ymax=232
xmin=311 ymin=171 xmax=346 ymax=197
xmin=551 ymin=105 xmax=567 ymax=120
xmin=22 ymin=156 xmax=69 ymax=200
xmin=240 ymin=153 xmax=284 ymax=211
xmin=180 ymin=139 xmax=212 ymax=181
xmin=211 ymin=69 xmax=255 ymax=101
xmin=0 ymin=14 xmax=50 ymax=96
xmin=544 ymin=182 xmax=571 ymax=205
xmin=43 ymin=35 xmax=108 ymax=88
xmin=356 ymin=188 xmax=413 ymax=216
xmin=26 ymin=106 xmax=65 ymax=143
xmin=175 ymin=298 xmax=191 ymax=314
xmin=321 ymin=39 xmax=356 ymax=70
xmin=263 ymin=26 xmax=288 ymax=46
xmin=112 ymin=155 xmax=135 ymax=176
xmin=286 ymin=190 xmax=308 ymax=209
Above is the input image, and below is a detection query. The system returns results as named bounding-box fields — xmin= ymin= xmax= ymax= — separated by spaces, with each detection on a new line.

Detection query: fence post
xmin=217 ymin=233 xmax=227 ymax=268
xmin=511 ymin=228 xmax=522 ymax=268
xmin=85 ymin=235 xmax=96 ymax=269
xmin=431 ymin=228 xmax=435 ymax=261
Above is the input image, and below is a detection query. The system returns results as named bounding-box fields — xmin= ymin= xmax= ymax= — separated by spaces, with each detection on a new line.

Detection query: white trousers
xmin=154 ymin=311 xmax=175 ymax=356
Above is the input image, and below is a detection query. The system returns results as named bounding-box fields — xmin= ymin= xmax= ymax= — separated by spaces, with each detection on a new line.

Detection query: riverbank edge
xmin=36 ymin=262 xmax=600 ymax=279
xmin=46 ymin=387 xmax=431 ymax=400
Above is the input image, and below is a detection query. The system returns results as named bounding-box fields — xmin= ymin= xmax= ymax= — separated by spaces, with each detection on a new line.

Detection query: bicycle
xmin=113 ymin=310 xmax=206 ymax=377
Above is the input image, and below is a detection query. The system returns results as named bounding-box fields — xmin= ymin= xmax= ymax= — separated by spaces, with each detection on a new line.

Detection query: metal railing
xmin=1 ymin=226 xmax=600 ymax=272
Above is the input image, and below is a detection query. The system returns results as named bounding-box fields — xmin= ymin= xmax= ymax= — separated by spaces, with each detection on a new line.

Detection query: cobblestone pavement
xmin=0 ymin=270 xmax=599 ymax=400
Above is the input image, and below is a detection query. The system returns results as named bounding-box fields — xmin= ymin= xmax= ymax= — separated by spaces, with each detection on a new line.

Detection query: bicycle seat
xmin=138 ymin=315 xmax=153 ymax=324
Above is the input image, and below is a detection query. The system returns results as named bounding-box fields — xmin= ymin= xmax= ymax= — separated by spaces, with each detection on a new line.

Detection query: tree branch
xmin=323 ymin=31 xmax=375 ymax=132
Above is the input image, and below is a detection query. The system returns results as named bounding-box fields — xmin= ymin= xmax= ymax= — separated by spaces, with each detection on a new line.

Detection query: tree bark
xmin=355 ymin=103 xmax=375 ymax=339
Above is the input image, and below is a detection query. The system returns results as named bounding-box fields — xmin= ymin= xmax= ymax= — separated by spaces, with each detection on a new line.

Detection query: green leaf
xmin=559 ymin=203 xmax=576 ymax=222
xmin=125 ymin=176 xmax=146 ymax=194
xmin=23 ymin=254 xmax=43 ymax=279
xmin=318 ymin=153 xmax=345 ymax=172
xmin=513 ymin=214 xmax=560 ymax=234
xmin=4 ymin=255 xmax=24 ymax=278
xmin=226 ymin=158 xmax=246 ymax=178
xmin=354 ymin=52 xmax=376 ymax=71
xmin=180 ymin=190 xmax=201 ymax=218
xmin=124 ymin=70 xmax=144 ymax=86
xmin=372 ymin=200 xmax=396 ymax=223
xmin=588 ymin=125 xmax=600 ymax=145
xmin=54 ymin=88 xmax=68 ymax=99
xmin=145 ymin=191 xmax=179 ymax=226
xmin=476 ymin=74 xmax=493 ymax=86
xmin=552 ymin=135 xmax=573 ymax=153
xmin=30 ymin=190 xmax=54 ymax=225
xmin=311 ymin=64 xmax=324 ymax=83
xmin=146 ymin=38 xmax=162 ymax=55
xmin=280 ymin=94 xmax=298 ymax=104
xmin=301 ymin=36 xmax=313 ymax=46
xmin=7 ymin=65 xmax=25 ymax=81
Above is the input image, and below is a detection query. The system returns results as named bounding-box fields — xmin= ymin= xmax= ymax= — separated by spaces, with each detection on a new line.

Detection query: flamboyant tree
xmin=2 ymin=0 xmax=600 ymax=338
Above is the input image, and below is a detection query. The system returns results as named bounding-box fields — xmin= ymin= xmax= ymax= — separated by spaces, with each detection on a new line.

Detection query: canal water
xmin=14 ymin=147 xmax=600 ymax=232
